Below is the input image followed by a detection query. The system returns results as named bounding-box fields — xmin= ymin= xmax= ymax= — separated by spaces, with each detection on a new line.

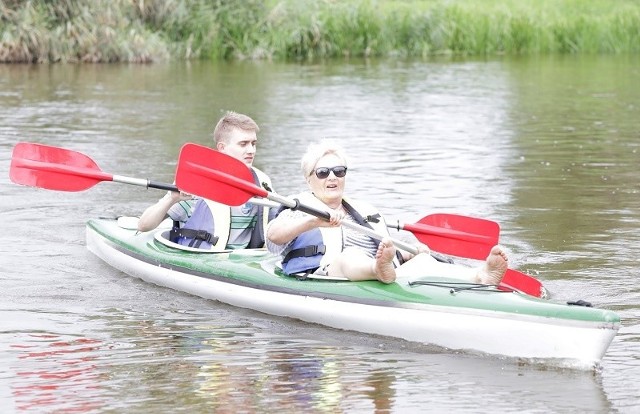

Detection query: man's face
xmin=217 ymin=128 xmax=257 ymax=166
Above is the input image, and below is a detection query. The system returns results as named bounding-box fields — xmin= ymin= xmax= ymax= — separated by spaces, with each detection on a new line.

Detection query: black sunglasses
xmin=312 ymin=166 xmax=348 ymax=179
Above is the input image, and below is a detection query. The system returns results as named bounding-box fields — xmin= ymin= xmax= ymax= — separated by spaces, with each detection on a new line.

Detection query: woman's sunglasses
xmin=312 ymin=166 xmax=348 ymax=179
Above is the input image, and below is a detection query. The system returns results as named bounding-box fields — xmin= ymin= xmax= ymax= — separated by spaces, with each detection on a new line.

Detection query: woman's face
xmin=306 ymin=153 xmax=347 ymax=207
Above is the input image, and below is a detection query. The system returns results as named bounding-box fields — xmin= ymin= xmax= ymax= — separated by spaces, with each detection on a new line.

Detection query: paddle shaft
xmin=39 ymin=160 xmax=179 ymax=191
xmin=77 ymin=167 xmax=269 ymax=206
xmin=246 ymin=198 xmax=492 ymax=258
xmin=267 ymin=192 xmax=420 ymax=254
xmin=115 ymin=176 xmax=176 ymax=192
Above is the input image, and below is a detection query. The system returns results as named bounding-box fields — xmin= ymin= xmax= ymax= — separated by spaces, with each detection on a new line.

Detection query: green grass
xmin=1 ymin=0 xmax=638 ymax=63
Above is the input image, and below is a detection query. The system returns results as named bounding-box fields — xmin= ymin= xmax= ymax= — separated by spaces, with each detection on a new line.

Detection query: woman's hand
xmin=321 ymin=208 xmax=345 ymax=227
xmin=415 ymin=242 xmax=431 ymax=256
xmin=402 ymin=242 xmax=431 ymax=262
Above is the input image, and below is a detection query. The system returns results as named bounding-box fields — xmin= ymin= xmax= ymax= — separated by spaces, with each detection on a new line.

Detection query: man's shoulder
xmin=251 ymin=166 xmax=273 ymax=188
xmin=251 ymin=165 xmax=271 ymax=178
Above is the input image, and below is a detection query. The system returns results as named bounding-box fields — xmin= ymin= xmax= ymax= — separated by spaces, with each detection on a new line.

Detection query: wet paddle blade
xmin=405 ymin=214 xmax=500 ymax=260
xmin=500 ymin=269 xmax=545 ymax=298
xmin=419 ymin=214 xmax=544 ymax=296
xmin=175 ymin=143 xmax=267 ymax=206
xmin=394 ymin=214 xmax=543 ymax=297
xmin=10 ymin=142 xmax=113 ymax=191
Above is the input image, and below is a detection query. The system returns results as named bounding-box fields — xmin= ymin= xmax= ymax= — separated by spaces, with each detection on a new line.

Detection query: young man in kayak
xmin=137 ymin=111 xmax=274 ymax=250
xmin=265 ymin=139 xmax=508 ymax=284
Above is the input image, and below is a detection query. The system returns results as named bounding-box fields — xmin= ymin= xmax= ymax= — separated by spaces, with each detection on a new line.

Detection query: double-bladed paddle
xmin=175 ymin=142 xmax=545 ymax=297
xmin=9 ymin=142 xmax=544 ymax=297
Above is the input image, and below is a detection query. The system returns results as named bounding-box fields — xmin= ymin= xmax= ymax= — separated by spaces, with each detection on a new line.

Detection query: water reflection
xmin=9 ymin=333 xmax=105 ymax=412
xmin=23 ymin=307 xmax=606 ymax=413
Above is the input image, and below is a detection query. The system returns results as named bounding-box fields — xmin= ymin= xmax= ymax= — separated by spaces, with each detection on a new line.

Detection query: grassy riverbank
xmin=1 ymin=0 xmax=639 ymax=63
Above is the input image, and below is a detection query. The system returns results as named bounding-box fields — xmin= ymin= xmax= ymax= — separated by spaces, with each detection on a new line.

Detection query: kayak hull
xmin=86 ymin=218 xmax=620 ymax=369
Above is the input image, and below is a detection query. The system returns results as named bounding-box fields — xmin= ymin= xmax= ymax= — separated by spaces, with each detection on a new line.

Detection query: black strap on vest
xmin=170 ymin=222 xmax=219 ymax=248
xmin=364 ymin=213 xmax=381 ymax=223
xmin=169 ymin=220 xmax=181 ymax=243
xmin=341 ymin=200 xmax=372 ymax=229
xmin=344 ymin=200 xmax=405 ymax=264
xmin=246 ymin=172 xmax=271 ymax=249
xmin=282 ymin=244 xmax=327 ymax=264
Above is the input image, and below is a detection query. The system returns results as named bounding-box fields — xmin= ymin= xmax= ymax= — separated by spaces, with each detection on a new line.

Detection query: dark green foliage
xmin=1 ymin=0 xmax=638 ymax=63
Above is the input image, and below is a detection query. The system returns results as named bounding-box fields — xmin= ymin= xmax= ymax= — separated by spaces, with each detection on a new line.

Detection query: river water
xmin=1 ymin=55 xmax=639 ymax=413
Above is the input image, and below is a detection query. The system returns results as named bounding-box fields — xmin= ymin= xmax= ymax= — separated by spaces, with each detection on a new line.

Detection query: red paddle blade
xmin=10 ymin=142 xmax=112 ymax=191
xmin=175 ymin=143 xmax=267 ymax=206
xmin=406 ymin=214 xmax=500 ymax=260
xmin=500 ymin=269 xmax=545 ymax=298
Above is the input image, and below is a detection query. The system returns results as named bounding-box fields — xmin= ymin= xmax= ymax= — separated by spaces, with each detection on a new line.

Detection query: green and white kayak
xmin=86 ymin=217 xmax=620 ymax=369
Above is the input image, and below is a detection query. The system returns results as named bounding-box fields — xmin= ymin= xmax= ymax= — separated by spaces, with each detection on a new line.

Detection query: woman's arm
xmin=266 ymin=212 xmax=324 ymax=245
xmin=266 ymin=207 xmax=344 ymax=245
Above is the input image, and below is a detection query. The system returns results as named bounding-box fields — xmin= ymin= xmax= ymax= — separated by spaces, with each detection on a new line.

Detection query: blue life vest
xmin=169 ymin=167 xmax=274 ymax=250
xmin=279 ymin=194 xmax=401 ymax=275
xmin=281 ymin=228 xmax=328 ymax=274
xmin=171 ymin=198 xmax=218 ymax=249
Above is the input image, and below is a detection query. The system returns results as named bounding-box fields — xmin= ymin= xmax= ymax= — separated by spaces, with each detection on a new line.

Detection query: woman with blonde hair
xmin=266 ymin=139 xmax=508 ymax=284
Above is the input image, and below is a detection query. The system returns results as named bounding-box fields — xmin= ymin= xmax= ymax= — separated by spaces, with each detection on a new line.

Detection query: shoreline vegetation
xmin=1 ymin=0 xmax=639 ymax=64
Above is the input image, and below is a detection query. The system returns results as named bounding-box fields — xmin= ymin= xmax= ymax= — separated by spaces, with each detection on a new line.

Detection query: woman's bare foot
xmin=374 ymin=238 xmax=397 ymax=284
xmin=475 ymin=245 xmax=508 ymax=285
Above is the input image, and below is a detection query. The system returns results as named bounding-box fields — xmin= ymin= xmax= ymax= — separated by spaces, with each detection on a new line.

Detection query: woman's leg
xmin=327 ymin=239 xmax=397 ymax=284
xmin=397 ymin=245 xmax=509 ymax=285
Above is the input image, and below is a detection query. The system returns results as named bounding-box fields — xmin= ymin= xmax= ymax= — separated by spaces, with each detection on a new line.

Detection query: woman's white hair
xmin=300 ymin=139 xmax=349 ymax=177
